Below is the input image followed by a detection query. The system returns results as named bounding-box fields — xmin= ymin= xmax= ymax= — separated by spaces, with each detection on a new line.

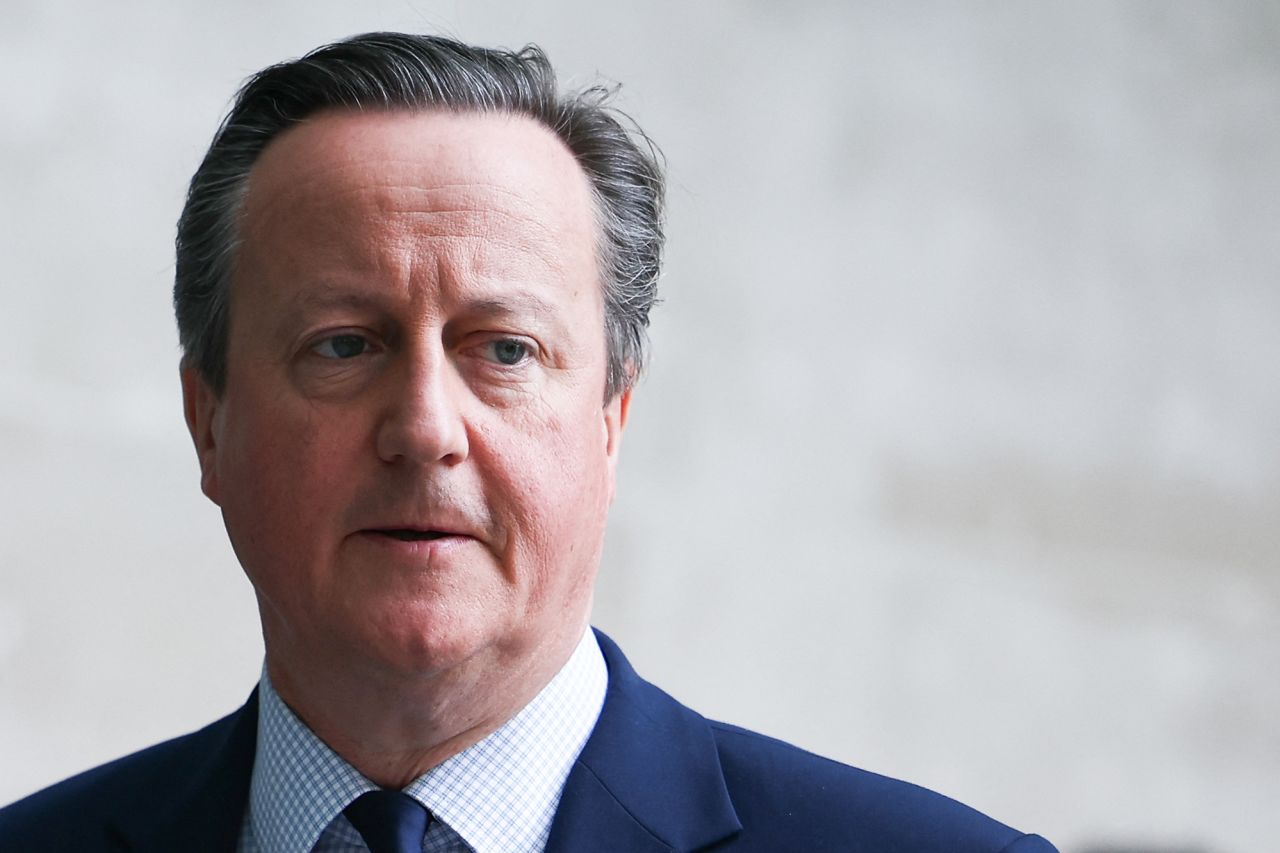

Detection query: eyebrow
xmin=464 ymin=293 xmax=559 ymax=320
xmin=283 ymin=287 xmax=565 ymax=330
xmin=286 ymin=287 xmax=387 ymax=314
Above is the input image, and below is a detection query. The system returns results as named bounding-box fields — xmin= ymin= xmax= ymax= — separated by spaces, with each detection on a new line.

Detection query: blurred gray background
xmin=2 ymin=2 xmax=1276 ymax=851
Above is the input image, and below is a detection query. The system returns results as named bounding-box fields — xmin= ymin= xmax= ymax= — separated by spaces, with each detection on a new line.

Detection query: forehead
xmin=237 ymin=108 xmax=601 ymax=284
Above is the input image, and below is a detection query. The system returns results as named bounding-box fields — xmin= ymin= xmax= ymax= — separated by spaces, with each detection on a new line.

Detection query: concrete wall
xmin=2 ymin=3 xmax=1276 ymax=850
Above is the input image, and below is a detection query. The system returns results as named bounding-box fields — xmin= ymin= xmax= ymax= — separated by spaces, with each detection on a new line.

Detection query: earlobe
xmin=600 ymin=388 xmax=631 ymax=505
xmin=180 ymin=367 xmax=223 ymax=505
xmin=603 ymin=388 xmax=631 ymax=463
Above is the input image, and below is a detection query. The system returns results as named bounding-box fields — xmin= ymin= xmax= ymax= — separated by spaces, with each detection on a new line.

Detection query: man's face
xmin=183 ymin=110 xmax=628 ymax=683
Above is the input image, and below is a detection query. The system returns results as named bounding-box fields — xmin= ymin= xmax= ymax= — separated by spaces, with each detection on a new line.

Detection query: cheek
xmin=217 ymin=398 xmax=362 ymax=566
xmin=485 ymin=402 xmax=613 ymax=590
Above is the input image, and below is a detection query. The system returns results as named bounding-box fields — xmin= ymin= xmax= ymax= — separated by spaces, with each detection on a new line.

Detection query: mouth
xmin=368 ymin=529 xmax=458 ymax=542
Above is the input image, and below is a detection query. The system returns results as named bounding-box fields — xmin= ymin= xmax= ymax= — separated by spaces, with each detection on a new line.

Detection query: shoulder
xmin=583 ymin=631 xmax=1058 ymax=852
xmin=0 ymin=701 xmax=253 ymax=851
xmin=706 ymin=720 xmax=1057 ymax=853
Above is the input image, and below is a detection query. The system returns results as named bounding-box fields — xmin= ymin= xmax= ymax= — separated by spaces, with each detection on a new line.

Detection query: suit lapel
xmin=545 ymin=632 xmax=742 ymax=853
xmin=113 ymin=690 xmax=258 ymax=853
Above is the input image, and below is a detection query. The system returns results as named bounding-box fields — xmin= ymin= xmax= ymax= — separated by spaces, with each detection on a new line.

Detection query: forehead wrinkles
xmin=241 ymin=139 xmax=595 ymax=274
xmin=240 ymin=188 xmax=584 ymax=308
xmin=245 ymin=156 xmax=558 ymax=229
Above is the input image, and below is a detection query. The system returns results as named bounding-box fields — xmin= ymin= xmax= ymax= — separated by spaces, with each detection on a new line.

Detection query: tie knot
xmin=343 ymin=790 xmax=431 ymax=853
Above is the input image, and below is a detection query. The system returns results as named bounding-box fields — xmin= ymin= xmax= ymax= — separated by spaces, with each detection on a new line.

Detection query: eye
xmin=482 ymin=339 xmax=531 ymax=366
xmin=312 ymin=334 xmax=370 ymax=359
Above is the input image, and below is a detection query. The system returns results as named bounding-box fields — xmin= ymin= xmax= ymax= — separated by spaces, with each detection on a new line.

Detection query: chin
xmin=350 ymin=606 xmax=506 ymax=679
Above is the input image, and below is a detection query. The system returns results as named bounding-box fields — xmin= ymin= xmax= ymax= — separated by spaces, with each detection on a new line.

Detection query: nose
xmin=375 ymin=351 xmax=469 ymax=467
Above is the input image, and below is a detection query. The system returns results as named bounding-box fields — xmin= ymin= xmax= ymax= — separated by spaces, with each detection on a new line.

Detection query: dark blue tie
xmin=343 ymin=790 xmax=431 ymax=853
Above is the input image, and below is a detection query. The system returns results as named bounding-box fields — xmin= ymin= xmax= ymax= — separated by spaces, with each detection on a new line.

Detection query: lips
xmin=351 ymin=506 xmax=485 ymax=547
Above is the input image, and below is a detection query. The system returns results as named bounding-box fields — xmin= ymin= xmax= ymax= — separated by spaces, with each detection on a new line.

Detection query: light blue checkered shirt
xmin=237 ymin=629 xmax=608 ymax=853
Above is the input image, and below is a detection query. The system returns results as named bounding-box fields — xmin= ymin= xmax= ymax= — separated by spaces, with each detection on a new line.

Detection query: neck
xmin=265 ymin=624 xmax=588 ymax=788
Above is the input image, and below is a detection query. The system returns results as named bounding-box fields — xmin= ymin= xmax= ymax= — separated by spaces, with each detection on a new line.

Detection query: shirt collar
xmin=247 ymin=629 xmax=608 ymax=853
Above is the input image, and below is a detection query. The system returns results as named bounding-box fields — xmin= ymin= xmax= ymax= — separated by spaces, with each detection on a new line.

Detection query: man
xmin=0 ymin=33 xmax=1057 ymax=852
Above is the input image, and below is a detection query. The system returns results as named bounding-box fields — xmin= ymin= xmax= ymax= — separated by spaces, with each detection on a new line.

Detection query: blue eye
xmin=314 ymin=334 xmax=369 ymax=359
xmin=488 ymin=339 xmax=529 ymax=365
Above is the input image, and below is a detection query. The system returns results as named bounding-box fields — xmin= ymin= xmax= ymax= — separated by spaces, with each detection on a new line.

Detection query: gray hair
xmin=174 ymin=32 xmax=664 ymax=400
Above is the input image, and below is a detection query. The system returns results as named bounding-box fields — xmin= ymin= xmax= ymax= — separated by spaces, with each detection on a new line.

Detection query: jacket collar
xmin=545 ymin=630 xmax=742 ymax=853
xmin=113 ymin=688 xmax=258 ymax=853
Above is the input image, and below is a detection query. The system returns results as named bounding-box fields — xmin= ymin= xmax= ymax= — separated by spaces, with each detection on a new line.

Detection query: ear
xmin=602 ymin=387 xmax=632 ymax=499
xmin=180 ymin=366 xmax=223 ymax=505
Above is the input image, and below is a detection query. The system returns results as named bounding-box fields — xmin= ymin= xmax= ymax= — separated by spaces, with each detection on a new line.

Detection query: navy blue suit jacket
xmin=0 ymin=631 xmax=1057 ymax=851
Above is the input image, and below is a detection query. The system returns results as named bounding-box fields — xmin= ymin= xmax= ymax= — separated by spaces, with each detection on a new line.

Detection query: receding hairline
xmin=240 ymin=105 xmax=600 ymax=223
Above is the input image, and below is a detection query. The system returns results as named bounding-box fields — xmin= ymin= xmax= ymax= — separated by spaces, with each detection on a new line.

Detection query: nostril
xmin=374 ymin=383 xmax=470 ymax=466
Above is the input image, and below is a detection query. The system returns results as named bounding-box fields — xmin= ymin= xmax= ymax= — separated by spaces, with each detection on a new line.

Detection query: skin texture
xmin=181 ymin=109 xmax=630 ymax=787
